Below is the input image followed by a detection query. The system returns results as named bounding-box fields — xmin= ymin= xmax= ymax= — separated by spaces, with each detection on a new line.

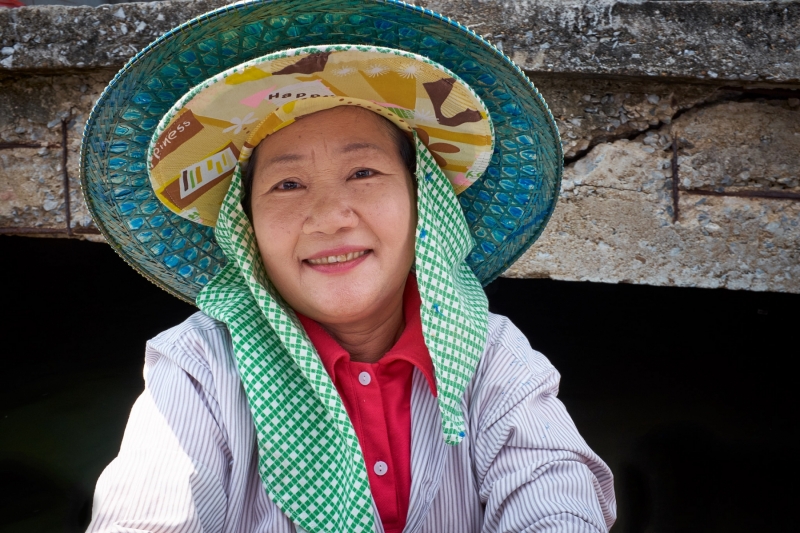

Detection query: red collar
xmin=297 ymin=274 xmax=437 ymax=396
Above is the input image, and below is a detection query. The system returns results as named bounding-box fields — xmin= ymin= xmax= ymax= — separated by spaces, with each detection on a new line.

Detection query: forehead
xmin=257 ymin=106 xmax=397 ymax=156
xmin=252 ymin=106 xmax=408 ymax=183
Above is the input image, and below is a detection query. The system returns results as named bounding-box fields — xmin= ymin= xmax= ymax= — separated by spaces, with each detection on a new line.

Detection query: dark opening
xmin=0 ymin=235 xmax=796 ymax=532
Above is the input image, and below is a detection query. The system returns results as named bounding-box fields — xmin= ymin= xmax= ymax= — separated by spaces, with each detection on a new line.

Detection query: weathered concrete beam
xmin=507 ymin=95 xmax=800 ymax=293
xmin=0 ymin=0 xmax=227 ymax=72
xmin=422 ymin=0 xmax=800 ymax=84
xmin=1 ymin=0 xmax=799 ymax=294
xmin=1 ymin=0 xmax=799 ymax=83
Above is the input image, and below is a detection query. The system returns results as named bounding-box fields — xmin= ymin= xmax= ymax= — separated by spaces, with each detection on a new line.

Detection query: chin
xmin=302 ymin=285 xmax=386 ymax=324
xmin=281 ymin=261 xmax=412 ymax=325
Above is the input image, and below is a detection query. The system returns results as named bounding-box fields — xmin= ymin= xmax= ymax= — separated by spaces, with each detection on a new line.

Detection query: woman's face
xmin=250 ymin=106 xmax=416 ymax=327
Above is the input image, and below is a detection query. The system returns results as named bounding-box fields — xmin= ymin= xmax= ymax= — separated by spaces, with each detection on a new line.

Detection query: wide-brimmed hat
xmin=81 ymin=0 xmax=562 ymax=304
xmin=149 ymin=44 xmax=495 ymax=226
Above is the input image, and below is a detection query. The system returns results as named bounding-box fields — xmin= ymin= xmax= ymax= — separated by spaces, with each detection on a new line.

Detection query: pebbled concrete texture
xmin=0 ymin=0 xmax=799 ymax=292
xmin=0 ymin=1 xmax=229 ymax=72
xmin=508 ymin=139 xmax=800 ymax=292
xmin=0 ymin=0 xmax=798 ymax=82
xmin=533 ymin=76 xmax=719 ymax=160
xmin=420 ymin=0 xmax=800 ymax=83
xmin=0 ymin=70 xmax=111 ymax=237
xmin=676 ymin=100 xmax=800 ymax=191
xmin=508 ymin=97 xmax=800 ymax=292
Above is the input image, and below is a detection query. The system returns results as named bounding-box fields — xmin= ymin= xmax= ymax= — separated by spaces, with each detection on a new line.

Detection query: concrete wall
xmin=1 ymin=0 xmax=798 ymax=292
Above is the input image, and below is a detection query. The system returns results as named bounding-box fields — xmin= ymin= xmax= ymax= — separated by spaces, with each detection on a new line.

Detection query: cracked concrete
xmin=534 ymin=77 xmax=719 ymax=160
xmin=509 ymin=98 xmax=800 ymax=292
xmin=0 ymin=71 xmax=111 ymax=237
xmin=2 ymin=1 xmax=799 ymax=82
xmin=420 ymin=0 xmax=800 ymax=83
xmin=675 ymin=99 xmax=800 ymax=191
xmin=1 ymin=0 xmax=799 ymax=292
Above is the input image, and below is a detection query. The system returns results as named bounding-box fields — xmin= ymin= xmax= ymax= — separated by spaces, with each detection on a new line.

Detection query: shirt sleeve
xmin=470 ymin=316 xmax=617 ymax=533
xmin=86 ymin=340 xmax=231 ymax=533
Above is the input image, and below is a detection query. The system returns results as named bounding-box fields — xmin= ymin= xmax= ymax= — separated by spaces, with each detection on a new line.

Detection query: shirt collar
xmin=297 ymin=274 xmax=437 ymax=396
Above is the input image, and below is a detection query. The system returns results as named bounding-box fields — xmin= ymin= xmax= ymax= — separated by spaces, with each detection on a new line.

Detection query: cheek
xmin=251 ymin=203 xmax=302 ymax=273
xmin=364 ymin=184 xmax=416 ymax=250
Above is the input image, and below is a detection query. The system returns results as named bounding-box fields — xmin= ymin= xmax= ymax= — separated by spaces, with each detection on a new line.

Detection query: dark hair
xmin=241 ymin=111 xmax=416 ymax=219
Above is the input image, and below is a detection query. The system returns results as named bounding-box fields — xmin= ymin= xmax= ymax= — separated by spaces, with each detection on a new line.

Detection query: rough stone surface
xmin=0 ymin=1 xmax=229 ymax=72
xmin=508 ymin=100 xmax=800 ymax=292
xmin=675 ymin=100 xmax=800 ymax=191
xmin=420 ymin=0 xmax=800 ymax=83
xmin=532 ymin=76 xmax=719 ymax=160
xmin=0 ymin=71 xmax=112 ymax=239
xmin=1 ymin=0 xmax=799 ymax=83
xmin=1 ymin=0 xmax=799 ymax=292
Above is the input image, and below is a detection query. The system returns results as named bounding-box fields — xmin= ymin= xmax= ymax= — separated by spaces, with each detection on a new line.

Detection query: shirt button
xmin=358 ymin=371 xmax=371 ymax=386
xmin=374 ymin=461 xmax=388 ymax=476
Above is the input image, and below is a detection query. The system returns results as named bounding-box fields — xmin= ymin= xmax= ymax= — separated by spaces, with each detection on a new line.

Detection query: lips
xmin=307 ymin=250 xmax=369 ymax=265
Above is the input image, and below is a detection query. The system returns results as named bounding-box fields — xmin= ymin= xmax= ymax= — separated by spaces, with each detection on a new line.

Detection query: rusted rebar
xmin=61 ymin=118 xmax=73 ymax=237
xmin=0 ymin=115 xmax=100 ymax=238
xmin=682 ymin=188 xmax=800 ymax=201
xmin=0 ymin=141 xmax=42 ymax=150
xmin=671 ymin=132 xmax=680 ymax=223
xmin=0 ymin=227 xmax=100 ymax=235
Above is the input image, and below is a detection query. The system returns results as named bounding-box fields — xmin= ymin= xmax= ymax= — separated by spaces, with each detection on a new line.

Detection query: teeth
xmin=308 ymin=250 xmax=367 ymax=265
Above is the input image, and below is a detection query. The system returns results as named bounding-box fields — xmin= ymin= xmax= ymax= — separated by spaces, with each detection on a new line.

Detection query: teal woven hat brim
xmin=81 ymin=0 xmax=562 ymax=304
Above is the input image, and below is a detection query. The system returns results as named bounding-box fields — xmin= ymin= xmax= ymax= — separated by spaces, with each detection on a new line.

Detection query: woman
xmin=82 ymin=2 xmax=616 ymax=532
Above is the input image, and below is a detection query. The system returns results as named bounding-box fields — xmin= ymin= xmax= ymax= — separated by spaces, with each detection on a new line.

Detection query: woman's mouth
xmin=306 ymin=250 xmax=369 ymax=265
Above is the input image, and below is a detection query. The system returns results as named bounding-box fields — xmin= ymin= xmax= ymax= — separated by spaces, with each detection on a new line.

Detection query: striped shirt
xmin=87 ymin=312 xmax=616 ymax=533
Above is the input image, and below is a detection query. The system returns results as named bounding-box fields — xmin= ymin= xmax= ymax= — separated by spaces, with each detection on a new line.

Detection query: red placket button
xmin=373 ymin=461 xmax=388 ymax=476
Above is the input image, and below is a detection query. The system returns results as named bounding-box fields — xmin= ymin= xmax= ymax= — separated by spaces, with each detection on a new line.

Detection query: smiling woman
xmin=249 ymin=107 xmax=417 ymax=363
xmin=80 ymin=2 xmax=615 ymax=532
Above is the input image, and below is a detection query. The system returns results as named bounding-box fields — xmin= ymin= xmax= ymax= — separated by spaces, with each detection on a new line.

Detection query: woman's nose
xmin=302 ymin=187 xmax=358 ymax=235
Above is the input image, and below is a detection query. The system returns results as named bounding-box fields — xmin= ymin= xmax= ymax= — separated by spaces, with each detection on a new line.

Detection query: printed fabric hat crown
xmin=149 ymin=45 xmax=494 ymax=227
xmin=81 ymin=0 xmax=562 ymax=303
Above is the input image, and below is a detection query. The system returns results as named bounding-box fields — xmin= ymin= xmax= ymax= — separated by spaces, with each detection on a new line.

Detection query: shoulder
xmin=464 ymin=313 xmax=561 ymax=426
xmin=145 ymin=311 xmax=235 ymax=384
xmin=481 ymin=312 xmax=558 ymax=379
xmin=149 ymin=311 xmax=231 ymax=348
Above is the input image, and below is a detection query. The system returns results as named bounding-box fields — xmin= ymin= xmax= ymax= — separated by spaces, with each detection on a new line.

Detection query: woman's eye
xmin=274 ymin=180 xmax=301 ymax=191
xmin=352 ymin=169 xmax=375 ymax=179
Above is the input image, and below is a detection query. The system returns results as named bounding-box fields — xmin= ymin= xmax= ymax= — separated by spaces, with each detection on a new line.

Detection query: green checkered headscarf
xmin=196 ymin=134 xmax=488 ymax=533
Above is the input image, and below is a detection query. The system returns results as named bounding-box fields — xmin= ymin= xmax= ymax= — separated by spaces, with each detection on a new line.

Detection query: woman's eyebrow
xmin=264 ymin=143 xmax=384 ymax=166
xmin=266 ymin=153 xmax=305 ymax=166
xmin=339 ymin=142 xmax=384 ymax=154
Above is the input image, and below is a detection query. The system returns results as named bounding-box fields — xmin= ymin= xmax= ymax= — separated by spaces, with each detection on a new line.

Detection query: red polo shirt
xmin=297 ymin=275 xmax=436 ymax=533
